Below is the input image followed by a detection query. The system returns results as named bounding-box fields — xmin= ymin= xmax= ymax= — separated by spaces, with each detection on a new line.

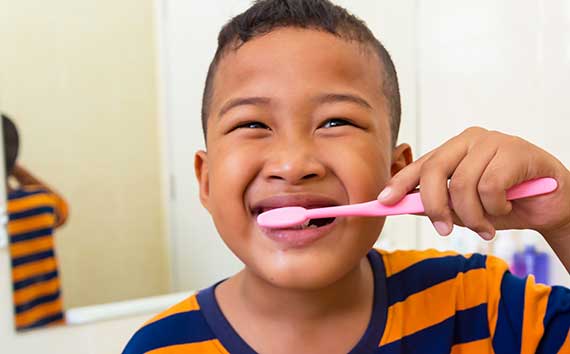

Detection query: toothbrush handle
xmin=305 ymin=177 xmax=558 ymax=219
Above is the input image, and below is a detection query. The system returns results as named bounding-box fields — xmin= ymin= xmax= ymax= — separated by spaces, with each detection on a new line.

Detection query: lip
xmin=259 ymin=218 xmax=339 ymax=248
xmin=250 ymin=194 xmax=344 ymax=248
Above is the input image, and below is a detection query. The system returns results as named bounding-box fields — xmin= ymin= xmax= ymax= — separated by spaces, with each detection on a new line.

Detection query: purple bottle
xmin=511 ymin=245 xmax=549 ymax=284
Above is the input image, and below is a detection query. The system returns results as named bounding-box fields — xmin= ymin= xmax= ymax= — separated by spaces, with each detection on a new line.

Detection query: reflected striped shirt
xmin=7 ymin=186 xmax=68 ymax=331
xmin=123 ymin=248 xmax=570 ymax=353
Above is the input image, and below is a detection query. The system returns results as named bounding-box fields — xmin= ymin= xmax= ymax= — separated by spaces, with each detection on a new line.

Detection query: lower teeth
xmin=290 ymin=221 xmax=317 ymax=230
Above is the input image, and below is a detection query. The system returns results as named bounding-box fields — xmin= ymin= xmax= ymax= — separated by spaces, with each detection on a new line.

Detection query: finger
xmin=477 ymin=149 xmax=520 ymax=218
xmin=448 ymin=140 xmax=499 ymax=240
xmin=379 ymin=132 xmax=473 ymax=205
xmin=419 ymin=144 xmax=471 ymax=236
xmin=476 ymin=144 xmax=557 ymax=232
xmin=377 ymin=151 xmax=433 ymax=205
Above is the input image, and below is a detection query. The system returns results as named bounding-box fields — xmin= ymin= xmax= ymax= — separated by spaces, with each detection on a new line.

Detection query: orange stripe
xmin=147 ymin=339 xmax=230 ymax=354
xmin=15 ymin=300 xmax=63 ymax=328
xmin=7 ymin=194 xmax=55 ymax=213
xmin=8 ymin=214 xmax=55 ymax=235
xmin=12 ymin=258 xmax=57 ymax=282
xmin=485 ymin=256 xmax=510 ymax=338
xmin=13 ymin=277 xmax=61 ymax=305
xmin=144 ymin=295 xmax=200 ymax=327
xmin=450 ymin=338 xmax=493 ymax=354
xmin=378 ymin=249 xmax=459 ymax=277
xmin=10 ymin=236 xmax=54 ymax=258
xmin=380 ymin=268 xmax=487 ymax=346
xmin=521 ymin=275 xmax=551 ymax=354
xmin=47 ymin=318 xmax=66 ymax=327
xmin=53 ymin=194 xmax=69 ymax=226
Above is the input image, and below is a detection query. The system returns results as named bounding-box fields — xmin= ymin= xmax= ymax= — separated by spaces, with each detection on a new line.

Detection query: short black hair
xmin=2 ymin=114 xmax=19 ymax=176
xmin=201 ymin=0 xmax=401 ymax=146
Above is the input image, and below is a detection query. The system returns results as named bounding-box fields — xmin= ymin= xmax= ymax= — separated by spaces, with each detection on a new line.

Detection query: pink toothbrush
xmin=257 ymin=177 xmax=558 ymax=229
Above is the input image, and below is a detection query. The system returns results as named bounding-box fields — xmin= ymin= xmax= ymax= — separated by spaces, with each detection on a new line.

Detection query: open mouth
xmin=253 ymin=207 xmax=337 ymax=230
xmin=302 ymin=217 xmax=336 ymax=228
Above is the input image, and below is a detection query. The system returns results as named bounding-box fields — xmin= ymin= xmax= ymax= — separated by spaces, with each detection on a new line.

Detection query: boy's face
xmin=196 ymin=28 xmax=411 ymax=289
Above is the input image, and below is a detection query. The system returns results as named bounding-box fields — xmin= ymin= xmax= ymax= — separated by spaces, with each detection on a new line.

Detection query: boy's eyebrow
xmin=218 ymin=97 xmax=271 ymax=119
xmin=217 ymin=93 xmax=372 ymax=119
xmin=315 ymin=93 xmax=372 ymax=110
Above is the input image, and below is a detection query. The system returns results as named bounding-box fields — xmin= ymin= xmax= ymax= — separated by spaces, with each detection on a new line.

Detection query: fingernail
xmin=479 ymin=232 xmax=494 ymax=240
xmin=378 ymin=187 xmax=392 ymax=201
xmin=433 ymin=221 xmax=451 ymax=236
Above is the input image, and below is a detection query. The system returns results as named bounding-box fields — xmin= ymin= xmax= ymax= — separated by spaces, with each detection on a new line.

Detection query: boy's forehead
xmin=210 ymin=28 xmax=387 ymax=116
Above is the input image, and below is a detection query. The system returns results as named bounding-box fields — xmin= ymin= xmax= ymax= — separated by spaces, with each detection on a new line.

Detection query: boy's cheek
xmin=328 ymin=151 xmax=391 ymax=199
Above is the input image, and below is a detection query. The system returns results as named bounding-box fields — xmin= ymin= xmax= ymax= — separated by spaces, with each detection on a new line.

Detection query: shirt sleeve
xmin=46 ymin=192 xmax=69 ymax=227
xmin=486 ymin=255 xmax=570 ymax=354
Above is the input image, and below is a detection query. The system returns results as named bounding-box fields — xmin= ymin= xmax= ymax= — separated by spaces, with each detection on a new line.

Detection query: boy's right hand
xmin=377 ymin=127 xmax=570 ymax=243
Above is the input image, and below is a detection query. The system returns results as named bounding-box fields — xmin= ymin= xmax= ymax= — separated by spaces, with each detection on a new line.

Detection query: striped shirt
xmin=7 ymin=186 xmax=68 ymax=331
xmin=123 ymin=248 xmax=570 ymax=353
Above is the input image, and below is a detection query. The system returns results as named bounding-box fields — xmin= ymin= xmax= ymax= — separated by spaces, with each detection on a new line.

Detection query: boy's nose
xmin=262 ymin=141 xmax=326 ymax=185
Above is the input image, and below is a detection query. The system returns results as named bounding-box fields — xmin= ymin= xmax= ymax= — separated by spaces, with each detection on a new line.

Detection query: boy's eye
xmin=320 ymin=118 xmax=354 ymax=129
xmin=235 ymin=121 xmax=270 ymax=130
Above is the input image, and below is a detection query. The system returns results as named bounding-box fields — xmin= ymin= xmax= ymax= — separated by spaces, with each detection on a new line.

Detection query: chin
xmin=249 ymin=247 xmax=367 ymax=290
xmin=220 ymin=218 xmax=384 ymax=290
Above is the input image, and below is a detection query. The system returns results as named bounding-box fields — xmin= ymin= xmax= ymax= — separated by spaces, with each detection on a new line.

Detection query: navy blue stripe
xmin=537 ymin=285 xmax=570 ymax=354
xmin=13 ymin=271 xmax=59 ymax=291
xmin=349 ymin=250 xmax=388 ymax=354
xmin=197 ymin=284 xmax=258 ymax=354
xmin=377 ymin=304 xmax=489 ymax=354
xmin=9 ymin=188 xmax=48 ymax=200
xmin=122 ymin=311 xmax=215 ymax=354
xmin=9 ymin=206 xmax=55 ymax=221
xmin=386 ymin=254 xmax=487 ymax=306
xmin=454 ymin=304 xmax=490 ymax=344
xmin=12 ymin=249 xmax=54 ymax=267
xmin=492 ymin=272 xmax=525 ymax=354
xmin=10 ymin=228 xmax=52 ymax=244
xmin=10 ymin=228 xmax=53 ymax=244
xmin=18 ymin=312 xmax=64 ymax=331
xmin=15 ymin=290 xmax=61 ymax=314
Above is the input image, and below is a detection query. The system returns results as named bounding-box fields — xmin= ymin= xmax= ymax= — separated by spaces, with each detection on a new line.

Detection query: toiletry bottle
xmin=512 ymin=244 xmax=549 ymax=284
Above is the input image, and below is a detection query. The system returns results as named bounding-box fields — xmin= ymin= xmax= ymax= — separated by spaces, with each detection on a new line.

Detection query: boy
xmin=124 ymin=0 xmax=570 ymax=353
xmin=3 ymin=114 xmax=69 ymax=330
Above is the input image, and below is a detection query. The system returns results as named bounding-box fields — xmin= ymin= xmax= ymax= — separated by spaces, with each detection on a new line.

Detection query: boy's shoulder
xmin=376 ymin=247 xmax=509 ymax=277
xmin=122 ymin=293 xmax=226 ymax=354
xmin=7 ymin=185 xmax=68 ymax=222
xmin=375 ymin=247 xmax=510 ymax=304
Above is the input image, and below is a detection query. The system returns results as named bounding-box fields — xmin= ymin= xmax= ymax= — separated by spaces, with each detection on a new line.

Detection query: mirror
xmin=0 ymin=0 xmax=173 ymax=329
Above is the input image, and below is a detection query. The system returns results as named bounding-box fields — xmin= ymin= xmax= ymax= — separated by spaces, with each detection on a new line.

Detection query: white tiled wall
xmin=416 ymin=0 xmax=570 ymax=286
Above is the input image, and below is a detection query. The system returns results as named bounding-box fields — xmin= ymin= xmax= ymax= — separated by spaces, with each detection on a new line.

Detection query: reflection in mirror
xmin=0 ymin=0 xmax=172 ymax=331
xmin=3 ymin=114 xmax=68 ymax=330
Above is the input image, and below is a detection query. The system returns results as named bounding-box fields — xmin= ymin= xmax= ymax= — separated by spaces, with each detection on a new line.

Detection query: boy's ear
xmin=390 ymin=143 xmax=413 ymax=177
xmin=194 ymin=150 xmax=210 ymax=211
